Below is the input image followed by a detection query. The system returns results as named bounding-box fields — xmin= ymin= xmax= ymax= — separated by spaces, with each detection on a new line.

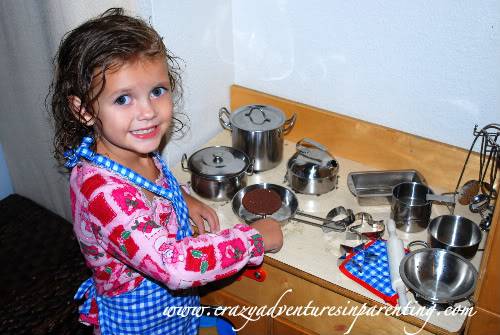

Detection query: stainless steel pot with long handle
xmin=391 ymin=182 xmax=434 ymax=232
xmin=219 ymin=105 xmax=296 ymax=172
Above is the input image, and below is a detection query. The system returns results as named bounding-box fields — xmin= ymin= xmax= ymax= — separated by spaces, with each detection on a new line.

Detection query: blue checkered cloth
xmin=343 ymin=240 xmax=396 ymax=299
xmin=64 ymin=136 xmax=192 ymax=240
xmin=67 ymin=136 xmax=199 ymax=334
xmin=75 ymin=277 xmax=200 ymax=335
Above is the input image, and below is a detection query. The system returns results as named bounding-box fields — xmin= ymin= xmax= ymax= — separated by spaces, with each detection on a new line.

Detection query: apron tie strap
xmin=74 ymin=277 xmax=97 ymax=315
xmin=64 ymin=136 xmax=95 ymax=168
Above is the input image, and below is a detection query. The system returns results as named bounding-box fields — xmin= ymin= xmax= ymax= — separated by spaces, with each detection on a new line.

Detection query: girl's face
xmin=91 ymin=56 xmax=173 ymax=162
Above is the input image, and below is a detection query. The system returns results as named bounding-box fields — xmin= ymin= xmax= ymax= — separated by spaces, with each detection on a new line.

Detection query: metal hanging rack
xmin=454 ymin=123 xmax=500 ymax=230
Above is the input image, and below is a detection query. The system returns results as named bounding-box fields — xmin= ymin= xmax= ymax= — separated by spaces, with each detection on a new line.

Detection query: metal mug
xmin=391 ymin=182 xmax=433 ymax=233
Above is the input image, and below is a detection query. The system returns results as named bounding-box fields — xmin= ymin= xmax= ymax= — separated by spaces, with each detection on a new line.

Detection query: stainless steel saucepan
xmin=182 ymin=146 xmax=253 ymax=201
xmin=391 ymin=182 xmax=455 ymax=233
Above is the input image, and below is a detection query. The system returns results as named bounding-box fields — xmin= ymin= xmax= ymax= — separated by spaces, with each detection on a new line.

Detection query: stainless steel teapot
xmin=285 ymin=138 xmax=339 ymax=195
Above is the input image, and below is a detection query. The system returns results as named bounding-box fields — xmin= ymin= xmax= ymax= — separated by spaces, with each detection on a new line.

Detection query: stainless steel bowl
xmin=400 ymin=247 xmax=477 ymax=308
xmin=231 ymin=183 xmax=298 ymax=223
xmin=428 ymin=215 xmax=482 ymax=259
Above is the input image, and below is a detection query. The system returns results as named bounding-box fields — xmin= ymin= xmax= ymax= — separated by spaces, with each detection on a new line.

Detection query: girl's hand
xmin=250 ymin=218 xmax=283 ymax=253
xmin=182 ymin=192 xmax=220 ymax=234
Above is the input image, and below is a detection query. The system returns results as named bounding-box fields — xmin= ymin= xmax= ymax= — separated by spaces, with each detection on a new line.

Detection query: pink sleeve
xmin=85 ymin=175 xmax=264 ymax=290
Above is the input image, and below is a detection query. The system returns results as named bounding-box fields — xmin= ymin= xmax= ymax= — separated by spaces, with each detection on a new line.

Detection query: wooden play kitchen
xmin=173 ymin=86 xmax=499 ymax=335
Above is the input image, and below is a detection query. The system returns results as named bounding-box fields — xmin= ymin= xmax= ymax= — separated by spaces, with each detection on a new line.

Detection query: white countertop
xmin=172 ymin=131 xmax=487 ymax=333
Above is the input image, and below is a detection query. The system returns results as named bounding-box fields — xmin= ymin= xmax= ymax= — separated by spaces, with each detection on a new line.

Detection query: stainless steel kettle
xmin=285 ymin=138 xmax=339 ymax=195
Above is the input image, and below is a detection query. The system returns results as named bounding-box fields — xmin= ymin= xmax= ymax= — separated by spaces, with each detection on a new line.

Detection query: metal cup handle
xmin=181 ymin=154 xmax=190 ymax=172
xmin=283 ymin=113 xmax=297 ymax=134
xmin=218 ymin=107 xmax=232 ymax=130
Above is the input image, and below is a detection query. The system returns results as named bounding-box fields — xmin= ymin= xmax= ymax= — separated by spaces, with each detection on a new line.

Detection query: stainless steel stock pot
xmin=219 ymin=104 xmax=296 ymax=172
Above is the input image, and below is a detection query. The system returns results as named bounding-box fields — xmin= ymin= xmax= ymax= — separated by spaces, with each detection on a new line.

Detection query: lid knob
xmin=212 ymin=154 xmax=224 ymax=165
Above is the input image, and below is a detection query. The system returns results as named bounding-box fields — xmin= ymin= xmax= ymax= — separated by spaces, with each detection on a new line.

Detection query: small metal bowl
xmin=231 ymin=183 xmax=298 ymax=223
xmin=400 ymin=247 xmax=477 ymax=310
xmin=428 ymin=215 xmax=482 ymax=259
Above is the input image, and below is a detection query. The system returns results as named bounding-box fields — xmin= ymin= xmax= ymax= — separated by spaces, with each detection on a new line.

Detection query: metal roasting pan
xmin=347 ymin=170 xmax=426 ymax=206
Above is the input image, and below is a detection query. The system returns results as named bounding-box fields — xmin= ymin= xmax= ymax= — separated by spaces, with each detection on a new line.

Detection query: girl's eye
xmin=151 ymin=87 xmax=167 ymax=98
xmin=115 ymin=95 xmax=131 ymax=105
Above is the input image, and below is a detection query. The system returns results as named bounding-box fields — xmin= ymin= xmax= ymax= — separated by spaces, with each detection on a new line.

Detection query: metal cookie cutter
xmin=326 ymin=206 xmax=355 ymax=229
xmin=346 ymin=212 xmax=385 ymax=241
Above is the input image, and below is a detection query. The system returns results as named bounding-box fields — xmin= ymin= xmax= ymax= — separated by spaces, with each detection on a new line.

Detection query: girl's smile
xmin=91 ymin=56 xmax=173 ymax=165
xmin=130 ymin=125 xmax=160 ymax=139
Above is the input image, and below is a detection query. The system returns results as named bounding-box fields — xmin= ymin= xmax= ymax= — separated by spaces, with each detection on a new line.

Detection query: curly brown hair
xmin=48 ymin=8 xmax=185 ymax=166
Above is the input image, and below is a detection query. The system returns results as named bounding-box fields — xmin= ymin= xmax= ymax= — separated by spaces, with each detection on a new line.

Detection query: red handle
xmin=237 ymin=267 xmax=267 ymax=282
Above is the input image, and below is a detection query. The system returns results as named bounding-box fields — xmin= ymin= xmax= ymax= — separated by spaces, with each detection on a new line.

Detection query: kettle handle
xmin=296 ymin=138 xmax=328 ymax=153
xmin=218 ymin=107 xmax=232 ymax=130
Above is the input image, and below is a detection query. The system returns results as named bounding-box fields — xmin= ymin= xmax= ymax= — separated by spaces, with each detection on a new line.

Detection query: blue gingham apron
xmin=67 ymin=136 xmax=199 ymax=334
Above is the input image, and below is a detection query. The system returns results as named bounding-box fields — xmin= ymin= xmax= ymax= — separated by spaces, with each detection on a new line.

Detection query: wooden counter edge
xmin=465 ymin=194 xmax=500 ymax=334
xmin=263 ymin=256 xmax=457 ymax=335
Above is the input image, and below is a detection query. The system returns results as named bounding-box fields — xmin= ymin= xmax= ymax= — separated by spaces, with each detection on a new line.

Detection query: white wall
xmin=151 ymin=0 xmax=234 ymax=165
xmin=232 ymin=1 xmax=500 ymax=149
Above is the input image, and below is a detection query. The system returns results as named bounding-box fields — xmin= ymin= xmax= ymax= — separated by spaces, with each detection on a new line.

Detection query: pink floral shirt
xmin=70 ymin=160 xmax=264 ymax=310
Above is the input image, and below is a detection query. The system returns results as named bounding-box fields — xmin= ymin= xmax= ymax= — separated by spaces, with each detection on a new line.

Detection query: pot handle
xmin=181 ymin=154 xmax=190 ymax=172
xmin=407 ymin=240 xmax=429 ymax=251
xmin=218 ymin=107 xmax=232 ymax=131
xmin=244 ymin=105 xmax=271 ymax=125
xmin=283 ymin=113 xmax=297 ymax=134
xmin=246 ymin=159 xmax=254 ymax=176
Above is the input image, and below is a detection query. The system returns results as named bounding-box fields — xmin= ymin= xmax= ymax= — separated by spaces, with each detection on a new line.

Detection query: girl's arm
xmin=83 ymin=174 xmax=265 ymax=290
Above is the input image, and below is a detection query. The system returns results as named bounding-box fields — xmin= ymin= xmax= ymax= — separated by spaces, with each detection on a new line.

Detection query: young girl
xmin=49 ymin=8 xmax=283 ymax=335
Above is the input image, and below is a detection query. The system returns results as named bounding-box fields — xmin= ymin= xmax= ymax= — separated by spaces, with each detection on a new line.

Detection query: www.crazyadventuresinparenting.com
xmin=163 ymin=289 xmax=476 ymax=334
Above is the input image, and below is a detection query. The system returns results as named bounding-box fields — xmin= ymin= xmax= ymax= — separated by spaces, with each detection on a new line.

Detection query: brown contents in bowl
xmin=242 ymin=188 xmax=282 ymax=216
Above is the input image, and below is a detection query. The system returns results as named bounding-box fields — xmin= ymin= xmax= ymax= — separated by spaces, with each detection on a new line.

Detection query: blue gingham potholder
xmin=339 ymin=239 xmax=398 ymax=306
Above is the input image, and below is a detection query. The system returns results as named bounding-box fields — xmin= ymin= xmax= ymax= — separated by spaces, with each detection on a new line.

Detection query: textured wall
xmin=232 ymin=1 xmax=500 ymax=149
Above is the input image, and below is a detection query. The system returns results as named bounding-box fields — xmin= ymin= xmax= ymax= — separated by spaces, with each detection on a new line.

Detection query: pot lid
xmin=188 ymin=146 xmax=250 ymax=178
xmin=287 ymin=138 xmax=339 ymax=179
xmin=230 ymin=105 xmax=285 ymax=131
